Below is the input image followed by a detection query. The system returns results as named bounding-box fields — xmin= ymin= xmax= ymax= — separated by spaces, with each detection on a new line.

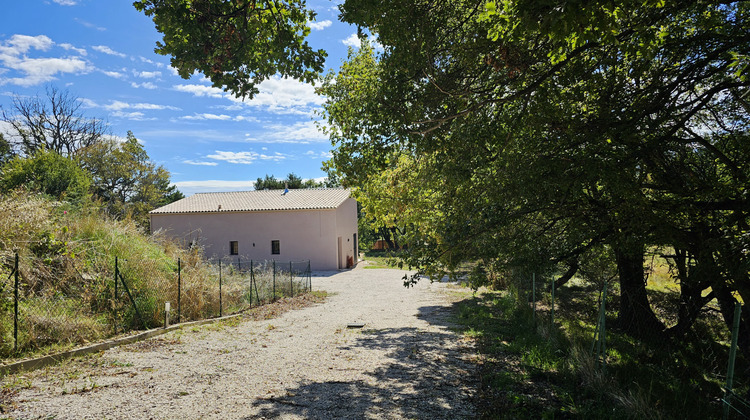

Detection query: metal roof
xmin=149 ymin=188 xmax=352 ymax=215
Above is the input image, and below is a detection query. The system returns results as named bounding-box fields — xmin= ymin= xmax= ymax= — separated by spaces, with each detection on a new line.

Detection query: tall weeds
xmin=0 ymin=191 xmax=247 ymax=359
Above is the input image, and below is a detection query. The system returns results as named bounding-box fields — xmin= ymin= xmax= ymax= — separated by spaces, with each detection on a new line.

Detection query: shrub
xmin=0 ymin=149 xmax=92 ymax=201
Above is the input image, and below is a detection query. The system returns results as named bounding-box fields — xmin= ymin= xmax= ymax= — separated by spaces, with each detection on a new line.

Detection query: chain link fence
xmin=1 ymin=253 xmax=311 ymax=361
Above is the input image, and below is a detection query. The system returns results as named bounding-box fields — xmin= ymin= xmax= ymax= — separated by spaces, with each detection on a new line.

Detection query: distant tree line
xmin=254 ymin=173 xmax=330 ymax=190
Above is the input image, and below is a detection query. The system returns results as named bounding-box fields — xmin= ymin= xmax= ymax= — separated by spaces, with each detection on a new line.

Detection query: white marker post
xmin=165 ymin=301 xmax=171 ymax=328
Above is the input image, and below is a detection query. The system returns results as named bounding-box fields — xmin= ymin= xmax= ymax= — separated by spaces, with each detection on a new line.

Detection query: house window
xmin=271 ymin=240 xmax=280 ymax=255
xmin=230 ymin=241 xmax=239 ymax=255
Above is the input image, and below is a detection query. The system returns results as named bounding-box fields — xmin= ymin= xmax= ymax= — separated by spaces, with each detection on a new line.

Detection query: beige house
xmin=149 ymin=188 xmax=358 ymax=271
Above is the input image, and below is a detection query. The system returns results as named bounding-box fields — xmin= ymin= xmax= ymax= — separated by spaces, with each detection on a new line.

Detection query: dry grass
xmin=0 ymin=191 xmax=314 ymax=360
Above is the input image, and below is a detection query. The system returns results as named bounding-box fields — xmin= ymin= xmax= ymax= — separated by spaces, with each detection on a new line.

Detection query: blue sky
xmin=0 ymin=1 xmax=361 ymax=195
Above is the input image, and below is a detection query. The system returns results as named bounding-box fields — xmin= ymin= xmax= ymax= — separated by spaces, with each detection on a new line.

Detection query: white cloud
xmin=137 ymin=71 xmax=161 ymax=79
xmin=173 ymin=83 xmax=225 ymax=99
xmin=74 ymin=18 xmax=106 ymax=31
xmin=206 ymin=150 xmax=288 ymax=164
xmin=342 ymin=33 xmax=361 ymax=48
xmin=0 ymin=40 xmax=90 ymax=86
xmin=172 ymin=180 xmax=256 ymax=195
xmin=131 ymin=81 xmax=157 ymax=89
xmin=174 ymin=77 xmax=323 ymax=115
xmin=110 ymin=111 xmax=151 ymax=120
xmin=261 ymin=120 xmax=328 ymax=143
xmin=305 ymin=150 xmax=333 ymax=159
xmin=341 ymin=33 xmax=384 ymax=51
xmin=249 ymin=76 xmax=324 ymax=109
xmin=0 ymin=35 xmax=53 ymax=56
xmin=139 ymin=56 xmax=161 ymax=67
xmin=234 ymin=115 xmax=259 ymax=122
xmin=92 ymin=45 xmax=126 ymax=58
xmin=102 ymin=100 xmax=180 ymax=111
xmin=52 ymin=0 xmax=77 ymax=5
xmin=181 ymin=113 xmax=231 ymax=121
xmin=101 ymin=70 xmax=125 ymax=79
xmin=309 ymin=20 xmax=332 ymax=30
xmin=183 ymin=160 xmax=218 ymax=166
xmin=59 ymin=43 xmax=86 ymax=55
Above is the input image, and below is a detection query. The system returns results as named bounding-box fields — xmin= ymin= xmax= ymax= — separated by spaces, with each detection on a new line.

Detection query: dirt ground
xmin=2 ymin=267 xmax=476 ymax=419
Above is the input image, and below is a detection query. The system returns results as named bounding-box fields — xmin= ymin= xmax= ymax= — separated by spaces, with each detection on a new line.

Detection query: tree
xmin=76 ymin=131 xmax=183 ymax=225
xmin=133 ymin=0 xmax=326 ymax=99
xmin=254 ymin=173 xmax=323 ymax=190
xmin=0 ymin=148 xmax=92 ymax=201
xmin=1 ymin=86 xmax=107 ymax=156
xmin=0 ymin=134 xmax=13 ymax=166
xmin=318 ymin=1 xmax=750 ymax=339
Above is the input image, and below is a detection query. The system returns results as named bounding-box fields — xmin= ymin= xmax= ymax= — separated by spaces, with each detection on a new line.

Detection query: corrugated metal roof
xmin=149 ymin=188 xmax=352 ymax=214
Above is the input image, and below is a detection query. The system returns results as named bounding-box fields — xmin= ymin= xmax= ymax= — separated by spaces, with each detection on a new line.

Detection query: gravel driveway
xmin=4 ymin=267 xmax=476 ymax=419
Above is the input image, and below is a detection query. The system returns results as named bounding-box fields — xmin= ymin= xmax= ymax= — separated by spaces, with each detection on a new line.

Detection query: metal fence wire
xmin=511 ymin=271 xmax=748 ymax=419
xmin=2 ymin=253 xmax=312 ymax=360
xmin=1 ymin=252 xmax=112 ymax=358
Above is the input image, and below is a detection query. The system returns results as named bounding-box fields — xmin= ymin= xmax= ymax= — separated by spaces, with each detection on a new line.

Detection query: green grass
xmin=360 ymin=250 xmax=403 ymax=269
xmin=452 ymin=284 xmax=745 ymax=419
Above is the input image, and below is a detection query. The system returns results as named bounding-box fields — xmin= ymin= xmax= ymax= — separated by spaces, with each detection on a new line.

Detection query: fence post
xmin=251 ymin=260 xmax=259 ymax=306
xmin=273 ymin=260 xmax=276 ymax=301
xmin=219 ymin=260 xmax=223 ymax=317
xmin=114 ymin=256 xmax=118 ymax=302
xmin=116 ymin=263 xmax=147 ymax=330
xmin=250 ymin=260 xmax=253 ymax=307
xmin=177 ymin=258 xmax=181 ymax=323
xmin=113 ymin=257 xmax=119 ymax=334
xmin=238 ymin=257 xmax=241 ymax=272
xmin=308 ymin=260 xmax=311 ymax=292
xmin=13 ymin=252 xmax=19 ymax=353
xmin=723 ymin=302 xmax=742 ymax=420
xmin=290 ymin=261 xmax=293 ymax=297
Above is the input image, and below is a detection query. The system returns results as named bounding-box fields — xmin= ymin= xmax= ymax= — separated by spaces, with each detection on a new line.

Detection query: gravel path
xmin=5 ymin=267 xmax=476 ymax=419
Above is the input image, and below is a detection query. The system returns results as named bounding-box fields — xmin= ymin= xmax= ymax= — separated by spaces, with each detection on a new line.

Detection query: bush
xmin=0 ymin=149 xmax=91 ymax=201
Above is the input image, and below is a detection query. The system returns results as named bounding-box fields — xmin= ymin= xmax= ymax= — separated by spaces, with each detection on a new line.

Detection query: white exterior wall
xmin=335 ymin=197 xmax=359 ymax=269
xmin=150 ymin=197 xmax=358 ymax=271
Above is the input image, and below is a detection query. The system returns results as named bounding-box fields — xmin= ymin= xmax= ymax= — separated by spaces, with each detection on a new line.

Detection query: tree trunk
xmin=614 ymin=245 xmax=665 ymax=338
xmin=713 ymin=281 xmax=750 ymax=373
xmin=379 ymin=227 xmax=396 ymax=250
xmin=666 ymin=248 xmax=712 ymax=338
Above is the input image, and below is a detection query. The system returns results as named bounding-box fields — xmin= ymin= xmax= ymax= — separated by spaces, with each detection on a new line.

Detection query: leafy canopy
xmin=133 ymin=0 xmax=327 ymax=98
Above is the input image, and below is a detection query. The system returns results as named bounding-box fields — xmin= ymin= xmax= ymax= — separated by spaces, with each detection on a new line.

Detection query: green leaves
xmin=134 ymin=0 xmax=326 ymax=98
xmin=0 ymin=149 xmax=92 ymax=201
xmin=76 ymin=131 xmax=182 ymax=225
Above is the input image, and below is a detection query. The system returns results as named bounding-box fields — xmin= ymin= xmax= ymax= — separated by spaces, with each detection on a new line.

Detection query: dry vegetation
xmin=0 ymin=191 xmax=310 ymax=362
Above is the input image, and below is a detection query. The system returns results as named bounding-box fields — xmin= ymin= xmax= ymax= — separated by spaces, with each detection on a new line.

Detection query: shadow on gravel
xmin=248 ymin=304 xmax=476 ymax=419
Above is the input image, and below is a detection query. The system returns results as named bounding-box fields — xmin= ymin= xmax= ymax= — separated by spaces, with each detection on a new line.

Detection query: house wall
xmin=335 ymin=197 xmax=358 ymax=268
xmin=150 ymin=199 xmax=358 ymax=271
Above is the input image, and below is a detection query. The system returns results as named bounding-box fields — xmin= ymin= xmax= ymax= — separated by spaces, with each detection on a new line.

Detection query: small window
xmin=230 ymin=241 xmax=239 ymax=255
xmin=271 ymin=240 xmax=280 ymax=255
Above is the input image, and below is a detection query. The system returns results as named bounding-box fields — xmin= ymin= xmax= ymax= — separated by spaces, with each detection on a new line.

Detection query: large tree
xmin=318 ymin=1 xmax=750 ymax=339
xmin=1 ymin=86 xmax=107 ymax=156
xmin=76 ymin=131 xmax=183 ymax=225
